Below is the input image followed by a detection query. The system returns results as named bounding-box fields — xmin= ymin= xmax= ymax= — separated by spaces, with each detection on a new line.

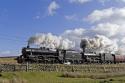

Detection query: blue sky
xmin=0 ymin=0 xmax=125 ymax=56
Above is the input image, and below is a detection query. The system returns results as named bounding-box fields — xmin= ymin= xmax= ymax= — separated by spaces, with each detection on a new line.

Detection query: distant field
xmin=0 ymin=59 xmax=125 ymax=83
xmin=0 ymin=57 xmax=17 ymax=64
xmin=1 ymin=71 xmax=125 ymax=83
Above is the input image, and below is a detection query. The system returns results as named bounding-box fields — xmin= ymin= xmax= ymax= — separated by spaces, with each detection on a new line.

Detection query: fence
xmin=0 ymin=64 xmax=125 ymax=73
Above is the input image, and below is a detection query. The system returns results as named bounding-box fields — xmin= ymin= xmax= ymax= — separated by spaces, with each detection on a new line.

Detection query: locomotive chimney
xmin=80 ymin=39 xmax=87 ymax=63
xmin=112 ymin=54 xmax=116 ymax=64
xmin=27 ymin=42 xmax=30 ymax=48
xmin=56 ymin=49 xmax=59 ymax=56
xmin=80 ymin=39 xmax=87 ymax=52
xmin=63 ymin=50 xmax=66 ymax=63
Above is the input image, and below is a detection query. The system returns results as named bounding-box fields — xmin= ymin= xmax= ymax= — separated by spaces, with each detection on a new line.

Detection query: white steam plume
xmin=28 ymin=28 xmax=118 ymax=54
xmin=28 ymin=33 xmax=75 ymax=50
xmin=80 ymin=35 xmax=118 ymax=53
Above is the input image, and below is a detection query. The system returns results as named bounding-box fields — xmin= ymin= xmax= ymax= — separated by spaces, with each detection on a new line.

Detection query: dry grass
xmin=0 ymin=78 xmax=27 ymax=83
xmin=0 ymin=58 xmax=17 ymax=64
xmin=61 ymin=72 xmax=125 ymax=79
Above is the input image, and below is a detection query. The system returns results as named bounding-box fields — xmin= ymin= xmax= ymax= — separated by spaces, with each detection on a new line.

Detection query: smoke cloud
xmin=28 ymin=28 xmax=118 ymax=54
xmin=80 ymin=35 xmax=118 ymax=53
xmin=28 ymin=33 xmax=75 ymax=50
xmin=28 ymin=28 xmax=124 ymax=54
xmin=28 ymin=7 xmax=125 ymax=55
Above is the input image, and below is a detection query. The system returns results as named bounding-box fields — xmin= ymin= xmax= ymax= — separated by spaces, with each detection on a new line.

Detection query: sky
xmin=0 ymin=0 xmax=125 ymax=56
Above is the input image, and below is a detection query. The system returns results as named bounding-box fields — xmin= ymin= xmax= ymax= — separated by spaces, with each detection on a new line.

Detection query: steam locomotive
xmin=17 ymin=45 xmax=125 ymax=64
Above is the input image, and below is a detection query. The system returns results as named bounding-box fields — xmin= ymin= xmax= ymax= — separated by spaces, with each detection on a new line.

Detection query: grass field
xmin=1 ymin=58 xmax=125 ymax=83
xmin=1 ymin=72 xmax=125 ymax=83
xmin=0 ymin=58 xmax=17 ymax=64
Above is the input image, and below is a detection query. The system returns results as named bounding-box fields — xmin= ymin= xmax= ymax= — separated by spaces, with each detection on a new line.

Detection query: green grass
xmin=1 ymin=72 xmax=125 ymax=83
xmin=0 ymin=72 xmax=98 ymax=83
xmin=61 ymin=72 xmax=125 ymax=79
xmin=1 ymin=59 xmax=125 ymax=83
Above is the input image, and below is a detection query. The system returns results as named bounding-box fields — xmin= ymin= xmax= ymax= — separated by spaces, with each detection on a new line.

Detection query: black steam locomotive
xmin=17 ymin=39 xmax=125 ymax=64
xmin=17 ymin=45 xmax=125 ymax=64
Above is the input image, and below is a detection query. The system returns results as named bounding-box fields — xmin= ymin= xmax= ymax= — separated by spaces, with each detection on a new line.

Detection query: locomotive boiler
xmin=17 ymin=46 xmax=83 ymax=64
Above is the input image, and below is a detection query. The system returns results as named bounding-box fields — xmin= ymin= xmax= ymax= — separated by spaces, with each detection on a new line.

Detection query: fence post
xmin=72 ymin=65 xmax=74 ymax=72
xmin=26 ymin=62 xmax=29 ymax=72
xmin=13 ymin=65 xmax=16 ymax=71
xmin=0 ymin=65 xmax=2 ymax=72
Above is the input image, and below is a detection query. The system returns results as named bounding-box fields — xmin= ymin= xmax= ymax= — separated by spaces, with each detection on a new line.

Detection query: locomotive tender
xmin=17 ymin=45 xmax=125 ymax=64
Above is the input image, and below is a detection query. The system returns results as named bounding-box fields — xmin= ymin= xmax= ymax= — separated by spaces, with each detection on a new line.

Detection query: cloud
xmin=0 ymin=50 xmax=12 ymax=57
xmin=48 ymin=1 xmax=60 ymax=16
xmin=88 ymin=8 xmax=113 ymax=23
xmin=121 ymin=37 xmax=125 ymax=44
xmin=97 ymin=0 xmax=111 ymax=4
xmin=29 ymin=6 xmax=125 ymax=54
xmin=33 ymin=15 xmax=41 ymax=20
xmin=86 ymin=7 xmax=125 ymax=54
xmin=1 ymin=51 xmax=11 ymax=55
xmin=87 ymin=7 xmax=125 ymax=37
xmin=0 ymin=50 xmax=20 ymax=57
xmin=97 ymin=0 xmax=125 ymax=4
xmin=69 ymin=0 xmax=125 ymax=5
xmin=65 ymin=14 xmax=78 ymax=21
xmin=120 ymin=0 xmax=125 ymax=2
xmin=69 ymin=0 xmax=91 ymax=4
xmin=112 ymin=0 xmax=125 ymax=2
xmin=92 ymin=23 xmax=119 ymax=37
xmin=88 ymin=7 xmax=125 ymax=23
